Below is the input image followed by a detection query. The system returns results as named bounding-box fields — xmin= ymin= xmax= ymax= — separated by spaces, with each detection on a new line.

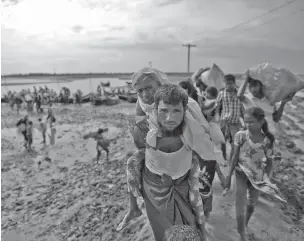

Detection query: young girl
xmin=225 ymin=107 xmax=285 ymax=241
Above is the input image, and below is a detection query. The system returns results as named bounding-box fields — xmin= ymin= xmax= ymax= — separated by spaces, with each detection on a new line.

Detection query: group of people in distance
xmin=116 ymin=67 xmax=295 ymax=241
xmin=16 ymin=107 xmax=57 ymax=151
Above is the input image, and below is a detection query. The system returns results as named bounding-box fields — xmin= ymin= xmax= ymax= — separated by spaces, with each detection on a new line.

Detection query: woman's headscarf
xmin=132 ymin=67 xmax=170 ymax=114
xmin=131 ymin=67 xmax=170 ymax=87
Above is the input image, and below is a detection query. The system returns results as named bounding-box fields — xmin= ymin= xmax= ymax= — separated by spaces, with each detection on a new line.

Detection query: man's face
xmin=156 ymin=100 xmax=185 ymax=133
xmin=134 ymin=77 xmax=160 ymax=105
xmin=225 ymin=80 xmax=235 ymax=92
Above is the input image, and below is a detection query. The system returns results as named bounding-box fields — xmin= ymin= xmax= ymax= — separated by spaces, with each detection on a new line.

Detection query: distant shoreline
xmin=1 ymin=73 xmax=192 ymax=79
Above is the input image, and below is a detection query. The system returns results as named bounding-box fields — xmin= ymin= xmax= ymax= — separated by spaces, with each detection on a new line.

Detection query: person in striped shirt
xmin=217 ymin=74 xmax=244 ymax=164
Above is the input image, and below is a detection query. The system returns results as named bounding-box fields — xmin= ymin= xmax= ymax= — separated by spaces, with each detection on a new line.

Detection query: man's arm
xmin=190 ymin=68 xmax=205 ymax=83
xmin=237 ymin=72 xmax=249 ymax=102
xmin=16 ymin=119 xmax=24 ymax=127
xmin=215 ymin=162 xmax=226 ymax=187
xmin=217 ymin=91 xmax=223 ymax=117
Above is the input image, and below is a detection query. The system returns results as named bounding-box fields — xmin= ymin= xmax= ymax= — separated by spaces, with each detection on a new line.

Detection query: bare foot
xmin=116 ymin=208 xmax=142 ymax=231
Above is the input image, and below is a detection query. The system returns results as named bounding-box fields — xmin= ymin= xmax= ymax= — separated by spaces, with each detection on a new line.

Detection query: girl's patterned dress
xmin=235 ymin=130 xmax=285 ymax=202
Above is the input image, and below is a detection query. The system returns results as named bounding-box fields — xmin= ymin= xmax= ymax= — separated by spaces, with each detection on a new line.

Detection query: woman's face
xmin=248 ymin=79 xmax=263 ymax=98
xmin=134 ymin=76 xmax=160 ymax=105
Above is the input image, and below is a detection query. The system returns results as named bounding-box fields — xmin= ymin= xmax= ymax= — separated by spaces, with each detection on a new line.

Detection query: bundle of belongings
xmin=200 ymin=63 xmax=225 ymax=91
xmin=248 ymin=62 xmax=304 ymax=103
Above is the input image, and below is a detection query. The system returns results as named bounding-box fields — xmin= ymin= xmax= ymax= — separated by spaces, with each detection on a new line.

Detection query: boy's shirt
xmin=217 ymin=88 xmax=243 ymax=124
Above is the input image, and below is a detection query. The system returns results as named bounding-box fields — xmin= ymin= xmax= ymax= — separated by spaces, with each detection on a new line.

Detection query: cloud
xmin=71 ymin=25 xmax=84 ymax=33
xmin=1 ymin=0 xmax=304 ymax=74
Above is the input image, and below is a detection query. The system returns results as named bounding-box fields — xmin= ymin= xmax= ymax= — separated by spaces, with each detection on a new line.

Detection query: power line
xmin=237 ymin=8 xmax=304 ymax=34
xmin=222 ymin=0 xmax=299 ymax=32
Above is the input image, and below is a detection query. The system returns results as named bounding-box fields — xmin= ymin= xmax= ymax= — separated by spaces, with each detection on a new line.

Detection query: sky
xmin=1 ymin=0 xmax=304 ymax=74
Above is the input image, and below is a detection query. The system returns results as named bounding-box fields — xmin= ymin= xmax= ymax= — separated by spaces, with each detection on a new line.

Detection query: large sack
xmin=200 ymin=63 xmax=225 ymax=90
xmin=248 ymin=63 xmax=304 ymax=103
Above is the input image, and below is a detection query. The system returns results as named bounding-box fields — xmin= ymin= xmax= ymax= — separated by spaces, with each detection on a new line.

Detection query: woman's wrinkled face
xmin=248 ymin=80 xmax=262 ymax=98
xmin=156 ymin=100 xmax=185 ymax=132
xmin=134 ymin=76 xmax=161 ymax=104
xmin=244 ymin=114 xmax=263 ymax=133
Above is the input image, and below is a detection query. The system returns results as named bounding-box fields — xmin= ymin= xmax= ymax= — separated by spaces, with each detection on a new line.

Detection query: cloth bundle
xmin=248 ymin=62 xmax=304 ymax=103
xmin=200 ymin=63 xmax=225 ymax=90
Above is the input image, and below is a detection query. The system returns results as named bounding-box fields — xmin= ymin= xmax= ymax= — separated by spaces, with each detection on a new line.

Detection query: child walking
xmin=217 ymin=74 xmax=243 ymax=163
xmin=199 ymin=86 xmax=226 ymax=220
xmin=225 ymin=107 xmax=285 ymax=241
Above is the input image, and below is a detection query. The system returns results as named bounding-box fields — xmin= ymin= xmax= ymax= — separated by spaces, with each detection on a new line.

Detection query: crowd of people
xmin=3 ymin=86 xmax=84 ymax=116
xmin=116 ymin=67 xmax=296 ymax=241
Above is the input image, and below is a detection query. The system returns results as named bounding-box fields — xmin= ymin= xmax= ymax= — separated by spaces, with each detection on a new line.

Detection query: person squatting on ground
xmin=225 ymin=107 xmax=285 ymax=241
xmin=83 ymin=128 xmax=110 ymax=162
xmin=217 ymin=74 xmax=244 ymax=163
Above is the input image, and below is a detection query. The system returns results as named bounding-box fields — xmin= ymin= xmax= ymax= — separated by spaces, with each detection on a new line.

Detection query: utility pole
xmin=182 ymin=44 xmax=196 ymax=73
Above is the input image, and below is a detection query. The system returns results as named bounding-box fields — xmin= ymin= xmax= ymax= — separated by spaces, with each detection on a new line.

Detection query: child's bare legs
xmin=96 ymin=149 xmax=101 ymax=163
xmin=235 ymin=171 xmax=248 ymax=241
xmin=116 ymin=191 xmax=142 ymax=231
xmin=27 ymin=136 xmax=32 ymax=150
xmin=235 ymin=170 xmax=260 ymax=241
xmin=105 ymin=148 xmax=109 ymax=161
